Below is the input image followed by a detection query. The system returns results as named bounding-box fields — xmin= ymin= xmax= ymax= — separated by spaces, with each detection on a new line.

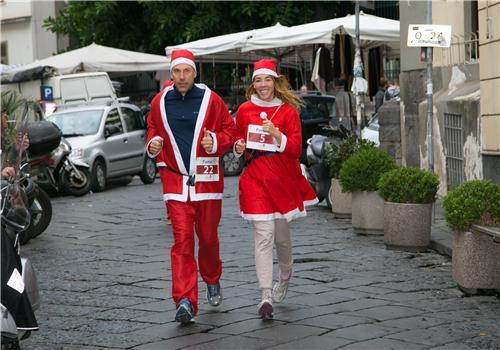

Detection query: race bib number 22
xmin=196 ymin=157 xmax=219 ymax=182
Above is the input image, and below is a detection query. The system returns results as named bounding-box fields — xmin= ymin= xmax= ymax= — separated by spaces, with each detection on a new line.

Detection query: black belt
xmin=244 ymin=150 xmax=277 ymax=168
xmin=165 ymin=166 xmax=196 ymax=186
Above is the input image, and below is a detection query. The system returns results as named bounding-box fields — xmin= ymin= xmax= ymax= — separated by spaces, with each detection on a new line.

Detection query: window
xmin=1 ymin=41 xmax=8 ymax=65
xmin=121 ymin=107 xmax=144 ymax=132
xmin=105 ymin=108 xmax=123 ymax=134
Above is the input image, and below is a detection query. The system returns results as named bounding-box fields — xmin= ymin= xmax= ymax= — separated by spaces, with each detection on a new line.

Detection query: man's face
xmin=171 ymin=64 xmax=196 ymax=95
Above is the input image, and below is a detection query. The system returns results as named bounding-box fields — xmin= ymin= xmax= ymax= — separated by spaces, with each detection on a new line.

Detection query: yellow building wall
xmin=432 ymin=1 xmax=465 ymax=67
xmin=479 ymin=0 xmax=500 ymax=154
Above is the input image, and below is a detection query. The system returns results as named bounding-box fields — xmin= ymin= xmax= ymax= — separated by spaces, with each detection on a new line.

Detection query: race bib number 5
xmin=196 ymin=157 xmax=219 ymax=182
xmin=246 ymin=124 xmax=278 ymax=152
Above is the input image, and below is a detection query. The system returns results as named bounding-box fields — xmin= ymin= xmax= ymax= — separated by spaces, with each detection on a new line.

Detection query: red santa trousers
xmin=167 ymin=198 xmax=222 ymax=315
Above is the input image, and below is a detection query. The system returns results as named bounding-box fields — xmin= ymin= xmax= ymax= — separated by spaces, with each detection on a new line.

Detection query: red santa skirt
xmin=239 ymin=153 xmax=318 ymax=222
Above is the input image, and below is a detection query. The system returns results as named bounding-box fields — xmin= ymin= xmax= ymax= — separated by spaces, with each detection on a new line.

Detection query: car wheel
xmin=91 ymin=159 xmax=106 ymax=192
xmin=140 ymin=157 xmax=156 ymax=184
xmin=221 ymin=151 xmax=244 ymax=176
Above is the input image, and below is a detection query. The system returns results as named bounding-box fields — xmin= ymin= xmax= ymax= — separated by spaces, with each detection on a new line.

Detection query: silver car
xmin=47 ymin=101 xmax=156 ymax=192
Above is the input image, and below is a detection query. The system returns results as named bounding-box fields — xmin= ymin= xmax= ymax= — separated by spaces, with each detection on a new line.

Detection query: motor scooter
xmin=302 ymin=123 xmax=350 ymax=208
xmin=29 ymin=136 xmax=91 ymax=197
xmin=1 ymin=103 xmax=40 ymax=348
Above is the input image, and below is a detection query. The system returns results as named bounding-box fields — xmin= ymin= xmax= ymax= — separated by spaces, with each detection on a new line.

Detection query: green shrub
xmin=338 ymin=148 xmax=396 ymax=192
xmin=442 ymin=180 xmax=500 ymax=232
xmin=378 ymin=167 xmax=440 ymax=204
xmin=323 ymin=135 xmax=375 ymax=178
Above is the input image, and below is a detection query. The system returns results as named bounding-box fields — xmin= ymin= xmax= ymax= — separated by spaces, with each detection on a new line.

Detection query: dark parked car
xmin=298 ymin=94 xmax=337 ymax=163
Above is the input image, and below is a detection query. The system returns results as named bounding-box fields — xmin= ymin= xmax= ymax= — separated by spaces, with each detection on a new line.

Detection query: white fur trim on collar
xmin=251 ymin=94 xmax=282 ymax=107
xmin=171 ymin=57 xmax=196 ymax=71
xmin=252 ymin=68 xmax=278 ymax=80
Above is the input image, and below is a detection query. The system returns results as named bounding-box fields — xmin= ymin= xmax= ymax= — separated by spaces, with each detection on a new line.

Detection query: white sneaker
xmin=272 ymin=270 xmax=291 ymax=303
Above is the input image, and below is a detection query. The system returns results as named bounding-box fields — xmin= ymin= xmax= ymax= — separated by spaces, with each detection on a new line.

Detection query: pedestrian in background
xmin=233 ymin=59 xmax=318 ymax=319
xmin=146 ymin=49 xmax=237 ymax=324
xmin=374 ymin=77 xmax=389 ymax=112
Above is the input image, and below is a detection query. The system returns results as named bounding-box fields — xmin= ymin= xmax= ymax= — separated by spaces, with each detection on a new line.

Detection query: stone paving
xmin=21 ymin=176 xmax=500 ymax=349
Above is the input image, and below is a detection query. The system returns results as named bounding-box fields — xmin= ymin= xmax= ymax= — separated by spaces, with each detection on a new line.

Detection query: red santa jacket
xmin=146 ymin=84 xmax=237 ymax=202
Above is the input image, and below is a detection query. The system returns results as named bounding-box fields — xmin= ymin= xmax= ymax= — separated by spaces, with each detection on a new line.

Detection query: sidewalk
xmin=430 ymin=199 xmax=453 ymax=258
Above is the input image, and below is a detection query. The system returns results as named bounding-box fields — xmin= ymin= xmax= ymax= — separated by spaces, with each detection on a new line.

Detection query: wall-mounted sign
xmin=40 ymin=85 xmax=53 ymax=101
xmin=407 ymin=24 xmax=452 ymax=48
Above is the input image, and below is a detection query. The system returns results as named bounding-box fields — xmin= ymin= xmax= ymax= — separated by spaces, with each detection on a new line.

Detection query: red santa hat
xmin=252 ymin=59 xmax=278 ymax=80
xmin=170 ymin=49 xmax=196 ymax=72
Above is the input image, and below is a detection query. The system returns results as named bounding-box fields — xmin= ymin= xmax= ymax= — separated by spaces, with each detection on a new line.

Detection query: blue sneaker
xmin=206 ymin=282 xmax=222 ymax=307
xmin=175 ymin=298 xmax=194 ymax=324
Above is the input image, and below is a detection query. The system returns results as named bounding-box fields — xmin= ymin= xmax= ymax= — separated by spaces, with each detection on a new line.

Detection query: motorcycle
xmin=302 ymin=122 xmax=350 ymax=209
xmin=28 ymin=132 xmax=92 ymax=197
xmin=1 ymin=103 xmax=40 ymax=348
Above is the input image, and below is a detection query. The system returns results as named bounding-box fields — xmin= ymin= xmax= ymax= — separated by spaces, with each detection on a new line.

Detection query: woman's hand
xmin=235 ymin=139 xmax=246 ymax=154
xmin=262 ymin=119 xmax=282 ymax=144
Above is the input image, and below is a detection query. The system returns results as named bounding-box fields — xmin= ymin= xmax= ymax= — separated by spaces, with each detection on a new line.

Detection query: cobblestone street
xmin=22 ymin=176 xmax=500 ymax=349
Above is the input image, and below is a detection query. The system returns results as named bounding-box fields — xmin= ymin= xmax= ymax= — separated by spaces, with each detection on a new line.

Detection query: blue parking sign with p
xmin=41 ymin=85 xmax=53 ymax=101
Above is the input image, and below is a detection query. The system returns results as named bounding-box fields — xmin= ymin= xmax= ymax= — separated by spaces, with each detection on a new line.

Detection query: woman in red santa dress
xmin=234 ymin=59 xmax=318 ymax=319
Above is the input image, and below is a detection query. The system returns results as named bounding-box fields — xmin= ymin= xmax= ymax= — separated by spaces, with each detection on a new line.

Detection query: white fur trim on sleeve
xmin=146 ymin=136 xmax=163 ymax=158
xmin=277 ymin=133 xmax=287 ymax=153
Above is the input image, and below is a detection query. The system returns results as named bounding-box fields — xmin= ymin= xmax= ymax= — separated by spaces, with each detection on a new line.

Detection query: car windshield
xmin=299 ymin=96 xmax=336 ymax=121
xmin=48 ymin=109 xmax=103 ymax=137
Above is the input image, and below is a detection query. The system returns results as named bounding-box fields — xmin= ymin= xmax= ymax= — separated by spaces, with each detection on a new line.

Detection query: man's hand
xmin=235 ymin=139 xmax=246 ymax=154
xmin=201 ymin=128 xmax=214 ymax=153
xmin=149 ymin=137 xmax=164 ymax=155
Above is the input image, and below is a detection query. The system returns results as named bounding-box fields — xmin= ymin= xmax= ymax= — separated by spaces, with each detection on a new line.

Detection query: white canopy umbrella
xmin=2 ymin=43 xmax=170 ymax=83
xmin=243 ymin=12 xmax=399 ymax=52
xmin=165 ymin=23 xmax=290 ymax=64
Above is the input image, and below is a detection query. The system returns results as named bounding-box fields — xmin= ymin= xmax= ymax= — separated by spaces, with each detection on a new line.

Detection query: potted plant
xmin=323 ymin=135 xmax=375 ymax=218
xmin=442 ymin=180 xmax=500 ymax=294
xmin=338 ymin=148 xmax=396 ymax=234
xmin=378 ymin=167 xmax=440 ymax=252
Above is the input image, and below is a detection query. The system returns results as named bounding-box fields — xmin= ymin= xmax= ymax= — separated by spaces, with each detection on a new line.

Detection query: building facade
xmin=398 ymin=0 xmax=499 ymax=195
xmin=1 ymin=0 xmax=68 ymax=65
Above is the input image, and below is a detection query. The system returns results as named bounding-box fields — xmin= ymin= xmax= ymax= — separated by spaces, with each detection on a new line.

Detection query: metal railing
xmin=442 ymin=32 xmax=479 ymax=67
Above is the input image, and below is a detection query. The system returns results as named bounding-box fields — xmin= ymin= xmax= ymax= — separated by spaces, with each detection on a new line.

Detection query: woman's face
xmin=253 ymin=75 xmax=275 ymax=102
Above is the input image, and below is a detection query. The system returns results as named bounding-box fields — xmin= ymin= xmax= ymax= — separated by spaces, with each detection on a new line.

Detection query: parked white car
xmin=362 ymin=114 xmax=379 ymax=146
xmin=47 ymin=101 xmax=156 ymax=192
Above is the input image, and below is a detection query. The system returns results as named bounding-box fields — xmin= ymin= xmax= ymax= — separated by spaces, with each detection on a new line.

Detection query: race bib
xmin=196 ymin=157 xmax=219 ymax=182
xmin=246 ymin=124 xmax=278 ymax=152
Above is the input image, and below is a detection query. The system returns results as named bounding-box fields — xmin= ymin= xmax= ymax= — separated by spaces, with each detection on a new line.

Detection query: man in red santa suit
xmin=234 ymin=59 xmax=318 ymax=319
xmin=146 ymin=49 xmax=237 ymax=324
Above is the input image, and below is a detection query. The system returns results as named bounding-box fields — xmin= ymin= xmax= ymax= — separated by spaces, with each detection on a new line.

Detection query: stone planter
xmin=383 ymin=202 xmax=432 ymax=252
xmin=351 ymin=191 xmax=384 ymax=235
xmin=452 ymin=226 xmax=500 ymax=294
xmin=330 ymin=178 xmax=351 ymax=218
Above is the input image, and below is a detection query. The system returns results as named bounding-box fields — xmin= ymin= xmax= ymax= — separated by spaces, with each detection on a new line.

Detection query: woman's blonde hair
xmin=245 ymin=75 xmax=303 ymax=109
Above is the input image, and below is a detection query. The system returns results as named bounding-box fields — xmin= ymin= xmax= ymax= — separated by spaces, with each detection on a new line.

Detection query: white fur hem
xmin=241 ymin=207 xmax=308 ymax=222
